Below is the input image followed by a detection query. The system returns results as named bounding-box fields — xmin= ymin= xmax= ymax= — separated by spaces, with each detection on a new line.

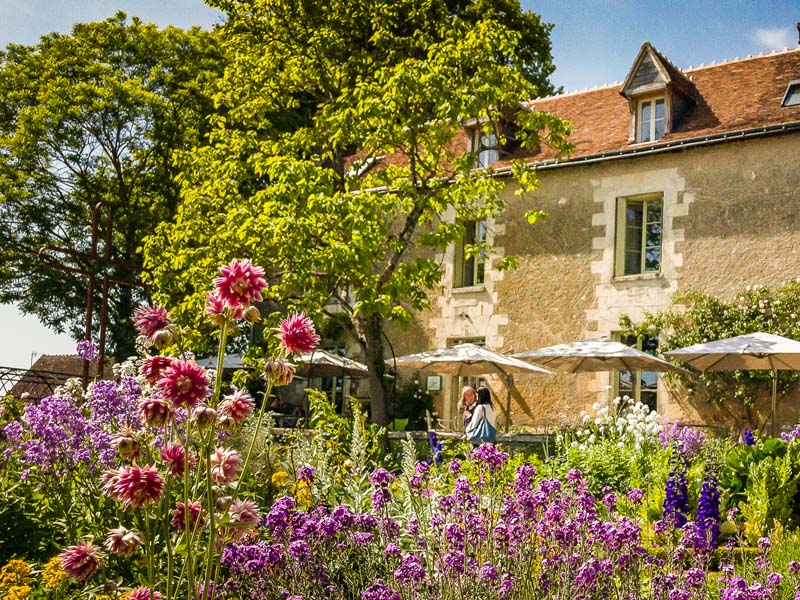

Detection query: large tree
xmin=0 ymin=13 xmax=222 ymax=358
xmin=144 ymin=0 xmax=570 ymax=424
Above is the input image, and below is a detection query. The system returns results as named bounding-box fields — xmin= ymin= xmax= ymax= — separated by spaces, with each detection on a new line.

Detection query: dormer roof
xmin=620 ymin=42 xmax=697 ymax=102
xmin=521 ymin=47 xmax=800 ymax=166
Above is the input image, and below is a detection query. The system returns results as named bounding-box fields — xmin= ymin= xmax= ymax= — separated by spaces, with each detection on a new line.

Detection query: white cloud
xmin=752 ymin=27 xmax=793 ymax=50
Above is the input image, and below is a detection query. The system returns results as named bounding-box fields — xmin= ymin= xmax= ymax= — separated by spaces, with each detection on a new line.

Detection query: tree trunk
xmin=356 ymin=314 xmax=389 ymax=426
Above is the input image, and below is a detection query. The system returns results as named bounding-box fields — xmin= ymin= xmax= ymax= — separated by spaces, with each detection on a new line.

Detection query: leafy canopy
xmin=144 ymin=0 xmax=571 ymax=422
xmin=0 ymin=13 xmax=221 ymax=357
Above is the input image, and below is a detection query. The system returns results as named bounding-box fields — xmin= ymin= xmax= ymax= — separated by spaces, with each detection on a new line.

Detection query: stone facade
xmin=412 ymin=132 xmax=800 ymax=430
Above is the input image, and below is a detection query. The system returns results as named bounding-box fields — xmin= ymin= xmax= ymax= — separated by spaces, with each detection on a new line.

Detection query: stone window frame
xmin=613 ymin=192 xmax=664 ymax=279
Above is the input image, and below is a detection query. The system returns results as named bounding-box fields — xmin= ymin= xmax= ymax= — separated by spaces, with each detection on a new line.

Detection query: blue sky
xmin=0 ymin=0 xmax=797 ymax=367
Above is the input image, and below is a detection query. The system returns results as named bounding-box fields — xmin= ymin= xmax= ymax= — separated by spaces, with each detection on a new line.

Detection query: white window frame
xmin=636 ymin=97 xmax=666 ymax=143
xmin=472 ymin=128 xmax=499 ymax=168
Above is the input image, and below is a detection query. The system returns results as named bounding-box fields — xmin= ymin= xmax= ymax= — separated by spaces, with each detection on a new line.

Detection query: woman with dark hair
xmin=465 ymin=386 xmax=497 ymax=444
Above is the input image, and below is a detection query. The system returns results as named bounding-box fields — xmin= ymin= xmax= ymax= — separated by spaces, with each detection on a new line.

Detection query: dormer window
xmin=782 ymin=80 xmax=800 ymax=107
xmin=637 ymin=97 xmax=666 ymax=143
xmin=472 ymin=128 xmax=500 ymax=168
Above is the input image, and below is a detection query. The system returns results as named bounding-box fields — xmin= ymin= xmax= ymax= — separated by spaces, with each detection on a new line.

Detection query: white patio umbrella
xmin=665 ymin=332 xmax=800 ymax=434
xmin=295 ymin=349 xmax=369 ymax=378
xmin=388 ymin=343 xmax=554 ymax=431
xmin=512 ymin=337 xmax=689 ymax=375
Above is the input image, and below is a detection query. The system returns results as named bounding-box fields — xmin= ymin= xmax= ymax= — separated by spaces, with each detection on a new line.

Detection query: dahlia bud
xmin=104 ymin=526 xmax=142 ymax=558
xmin=138 ymin=397 xmax=172 ymax=427
xmin=216 ymin=414 xmax=237 ymax=430
xmin=112 ymin=428 xmax=141 ymax=461
xmin=216 ymin=495 xmax=234 ymax=513
xmin=263 ymin=360 xmax=295 ymax=386
xmin=152 ymin=327 xmax=176 ymax=349
xmin=243 ymin=305 xmax=261 ymax=324
xmin=192 ymin=405 xmax=217 ymax=429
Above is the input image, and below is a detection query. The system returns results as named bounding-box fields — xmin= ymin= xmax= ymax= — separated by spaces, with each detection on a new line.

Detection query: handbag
xmin=466 ymin=407 xmax=497 ymax=444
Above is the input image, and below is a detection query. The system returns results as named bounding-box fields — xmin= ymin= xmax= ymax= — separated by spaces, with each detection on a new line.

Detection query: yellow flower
xmin=4 ymin=585 xmax=31 ymax=600
xmin=0 ymin=560 xmax=31 ymax=588
xmin=96 ymin=595 xmax=113 ymax=600
xmin=41 ymin=556 xmax=67 ymax=589
xmin=271 ymin=470 xmax=289 ymax=487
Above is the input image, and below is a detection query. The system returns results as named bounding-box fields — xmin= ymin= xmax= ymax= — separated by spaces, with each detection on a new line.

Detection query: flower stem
xmin=239 ymin=380 xmax=274 ymax=488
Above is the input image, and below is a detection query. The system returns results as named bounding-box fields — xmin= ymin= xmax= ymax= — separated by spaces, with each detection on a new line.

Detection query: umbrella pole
xmin=505 ymin=374 xmax=513 ymax=433
xmin=772 ymin=369 xmax=777 ymax=437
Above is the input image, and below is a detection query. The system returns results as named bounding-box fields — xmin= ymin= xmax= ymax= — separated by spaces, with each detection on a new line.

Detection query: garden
xmin=1 ymin=260 xmax=799 ymax=600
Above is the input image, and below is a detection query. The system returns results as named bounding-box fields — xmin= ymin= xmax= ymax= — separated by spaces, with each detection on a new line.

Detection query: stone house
xmin=404 ymin=42 xmax=800 ymax=431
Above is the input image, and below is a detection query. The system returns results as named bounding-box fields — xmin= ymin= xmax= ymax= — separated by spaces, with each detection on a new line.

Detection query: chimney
xmin=797 ymin=22 xmax=800 ymax=45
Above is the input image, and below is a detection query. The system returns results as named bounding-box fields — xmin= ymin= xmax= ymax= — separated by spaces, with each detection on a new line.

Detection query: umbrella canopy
xmin=665 ymin=332 xmax=800 ymax=434
xmin=512 ymin=337 xmax=689 ymax=375
xmin=389 ymin=343 xmax=553 ymax=433
xmin=664 ymin=332 xmax=800 ymax=371
xmin=295 ymin=350 xmax=369 ymax=378
xmin=390 ymin=343 xmax=553 ymax=377
xmin=195 ymin=354 xmax=247 ymax=370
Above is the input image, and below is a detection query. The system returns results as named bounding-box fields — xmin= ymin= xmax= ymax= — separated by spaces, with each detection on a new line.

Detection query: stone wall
xmin=398 ymin=133 xmax=800 ymax=431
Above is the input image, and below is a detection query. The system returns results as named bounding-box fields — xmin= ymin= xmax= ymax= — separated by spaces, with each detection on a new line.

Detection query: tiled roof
xmin=523 ymin=47 xmax=800 ymax=163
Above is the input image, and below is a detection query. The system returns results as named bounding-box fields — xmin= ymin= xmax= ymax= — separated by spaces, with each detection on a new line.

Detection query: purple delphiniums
xmin=694 ymin=467 xmax=721 ymax=550
xmin=662 ymin=456 xmax=689 ymax=529
xmin=743 ymin=428 xmax=756 ymax=446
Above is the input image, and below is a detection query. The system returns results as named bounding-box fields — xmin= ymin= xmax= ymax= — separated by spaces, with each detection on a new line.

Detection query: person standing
xmin=458 ymin=385 xmax=477 ymax=432
xmin=465 ymin=386 xmax=497 ymax=444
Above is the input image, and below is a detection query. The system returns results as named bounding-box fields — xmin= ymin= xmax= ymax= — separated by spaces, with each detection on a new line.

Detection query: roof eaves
xmin=491 ymin=121 xmax=800 ymax=175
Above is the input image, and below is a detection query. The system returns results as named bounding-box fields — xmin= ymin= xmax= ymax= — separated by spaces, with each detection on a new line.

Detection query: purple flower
xmin=627 ymin=488 xmax=644 ymax=504
xmin=743 ymin=428 xmax=756 ymax=446
xmin=449 ymin=458 xmax=462 ymax=474
xmin=361 ymin=579 xmax=400 ymax=600
xmin=76 ymin=340 xmax=99 ymax=362
xmin=662 ymin=456 xmax=689 ymax=529
xmin=370 ymin=467 xmax=392 ymax=487
xmin=660 ymin=422 xmax=705 ymax=459
xmin=394 ymin=554 xmax=426 ymax=585
xmin=479 ymin=562 xmax=499 ymax=582
xmin=470 ymin=443 xmax=508 ymax=470
xmin=297 ymin=465 xmax=315 ymax=484
xmin=694 ymin=469 xmax=721 ymax=550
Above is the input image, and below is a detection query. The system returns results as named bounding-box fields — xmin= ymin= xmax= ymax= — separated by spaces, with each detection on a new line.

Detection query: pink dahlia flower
xmin=205 ymin=292 xmax=243 ymax=331
xmin=212 ymin=259 xmax=267 ymax=309
xmin=104 ymin=526 xmax=142 ymax=558
xmin=138 ymin=396 xmax=173 ymax=427
xmin=59 ymin=541 xmax=104 ymax=581
xmin=210 ymin=447 xmax=242 ymax=484
xmin=103 ymin=465 xmax=164 ymax=510
xmin=263 ymin=360 xmax=296 ymax=386
xmin=126 ymin=587 xmax=162 ymax=600
xmin=276 ymin=312 xmax=320 ymax=355
xmin=139 ymin=355 xmax=174 ymax=385
xmin=133 ymin=306 xmax=170 ymax=340
xmin=161 ymin=443 xmax=195 ymax=478
xmin=157 ymin=359 xmax=209 ymax=409
xmin=219 ymin=390 xmax=255 ymax=423
xmin=171 ymin=501 xmax=205 ymax=532
xmin=229 ymin=499 xmax=261 ymax=528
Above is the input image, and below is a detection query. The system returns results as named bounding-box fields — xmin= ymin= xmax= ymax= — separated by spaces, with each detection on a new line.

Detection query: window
xmin=473 ymin=129 xmax=500 ymax=168
xmin=454 ymin=220 xmax=486 ymax=288
xmin=637 ymin=97 xmax=665 ymax=142
xmin=614 ymin=333 xmax=659 ymax=412
xmin=614 ymin=194 xmax=662 ymax=277
xmin=782 ymin=81 xmax=800 ymax=107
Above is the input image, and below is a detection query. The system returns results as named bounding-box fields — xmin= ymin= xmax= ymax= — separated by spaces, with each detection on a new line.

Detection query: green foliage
xmin=0 ymin=14 xmax=222 ymax=357
xmin=143 ymin=0 xmax=571 ymax=423
xmin=621 ymin=280 xmax=800 ymax=428
xmin=723 ymin=438 xmax=800 ymax=544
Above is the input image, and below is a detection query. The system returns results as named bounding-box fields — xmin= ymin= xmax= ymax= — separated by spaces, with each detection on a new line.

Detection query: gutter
xmin=491 ymin=121 xmax=800 ymax=175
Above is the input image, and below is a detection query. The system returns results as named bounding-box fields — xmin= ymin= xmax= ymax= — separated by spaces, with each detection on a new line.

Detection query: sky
xmin=0 ymin=0 xmax=797 ymax=368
